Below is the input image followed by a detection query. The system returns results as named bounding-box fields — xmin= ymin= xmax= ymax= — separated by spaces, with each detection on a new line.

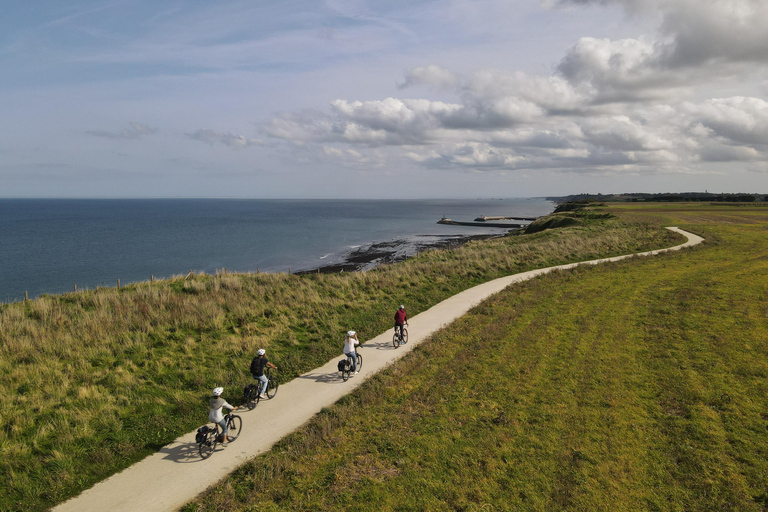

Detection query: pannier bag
xmin=244 ymin=383 xmax=256 ymax=399
xmin=196 ymin=426 xmax=209 ymax=444
xmin=337 ymin=359 xmax=349 ymax=372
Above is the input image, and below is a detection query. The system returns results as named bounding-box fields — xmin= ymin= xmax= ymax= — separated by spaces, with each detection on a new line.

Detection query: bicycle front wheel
xmin=401 ymin=328 xmax=408 ymax=344
xmin=266 ymin=376 xmax=279 ymax=398
xmin=356 ymin=353 xmax=362 ymax=372
xmin=226 ymin=415 xmax=242 ymax=442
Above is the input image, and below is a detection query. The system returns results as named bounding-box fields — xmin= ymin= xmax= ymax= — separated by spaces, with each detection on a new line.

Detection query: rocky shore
xmin=296 ymin=232 xmax=508 ymax=274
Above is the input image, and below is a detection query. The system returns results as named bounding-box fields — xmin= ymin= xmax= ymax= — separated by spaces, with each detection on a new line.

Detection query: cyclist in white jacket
xmin=209 ymin=387 xmax=237 ymax=445
xmin=343 ymin=330 xmax=360 ymax=375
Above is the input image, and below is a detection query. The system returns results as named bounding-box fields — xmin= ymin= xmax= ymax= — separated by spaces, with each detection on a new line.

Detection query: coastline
xmin=296 ymin=231 xmax=511 ymax=274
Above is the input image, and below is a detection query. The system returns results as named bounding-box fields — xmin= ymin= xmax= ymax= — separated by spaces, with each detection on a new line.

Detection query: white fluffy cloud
xmin=262 ymin=0 xmax=768 ymax=178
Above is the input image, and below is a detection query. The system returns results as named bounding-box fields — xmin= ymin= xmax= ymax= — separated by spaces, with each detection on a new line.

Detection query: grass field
xmin=0 ymin=207 xmax=683 ymax=512
xmin=181 ymin=203 xmax=768 ymax=511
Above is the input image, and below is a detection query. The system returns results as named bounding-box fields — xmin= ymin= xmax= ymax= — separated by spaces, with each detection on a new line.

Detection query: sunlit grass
xmin=183 ymin=204 xmax=768 ymax=512
xmin=0 ymin=211 xmax=682 ymax=511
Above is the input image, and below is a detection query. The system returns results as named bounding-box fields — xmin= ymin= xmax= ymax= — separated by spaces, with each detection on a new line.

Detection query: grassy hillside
xmin=0 ymin=210 xmax=679 ymax=512
xmin=182 ymin=204 xmax=768 ymax=511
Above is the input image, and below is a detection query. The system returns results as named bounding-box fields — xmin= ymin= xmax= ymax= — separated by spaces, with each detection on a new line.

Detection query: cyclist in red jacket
xmin=394 ymin=305 xmax=408 ymax=344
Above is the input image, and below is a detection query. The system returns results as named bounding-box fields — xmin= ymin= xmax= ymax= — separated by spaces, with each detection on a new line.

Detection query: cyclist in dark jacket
xmin=250 ymin=349 xmax=277 ymax=399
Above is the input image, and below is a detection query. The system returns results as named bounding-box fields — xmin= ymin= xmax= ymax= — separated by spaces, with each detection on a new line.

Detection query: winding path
xmin=52 ymin=227 xmax=703 ymax=512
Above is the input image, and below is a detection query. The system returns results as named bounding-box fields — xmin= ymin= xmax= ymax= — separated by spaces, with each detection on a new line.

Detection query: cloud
xmin=398 ymin=65 xmax=459 ymax=90
xmin=683 ymin=97 xmax=768 ymax=147
xmin=556 ymin=0 xmax=768 ymax=97
xmin=186 ymin=129 xmax=263 ymax=148
xmin=86 ymin=122 xmax=157 ymax=139
xmin=259 ymin=0 xmax=768 ymax=180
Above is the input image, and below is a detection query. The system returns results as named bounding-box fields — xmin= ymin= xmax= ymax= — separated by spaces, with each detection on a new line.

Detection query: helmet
xmin=399 ymin=305 xmax=405 ymax=309
xmin=347 ymin=330 xmax=356 ymax=337
xmin=257 ymin=349 xmax=266 ymax=356
xmin=212 ymin=387 xmax=223 ymax=396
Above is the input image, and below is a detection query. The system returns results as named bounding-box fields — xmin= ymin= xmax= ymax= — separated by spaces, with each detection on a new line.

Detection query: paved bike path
xmin=52 ymin=227 xmax=703 ymax=512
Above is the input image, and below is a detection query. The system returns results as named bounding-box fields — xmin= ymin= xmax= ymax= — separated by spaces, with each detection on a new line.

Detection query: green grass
xmin=0 ymin=209 xmax=680 ymax=511
xmin=181 ymin=204 xmax=768 ymax=511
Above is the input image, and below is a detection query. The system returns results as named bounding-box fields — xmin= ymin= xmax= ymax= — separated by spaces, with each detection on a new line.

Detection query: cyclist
xmin=209 ymin=387 xmax=238 ymax=446
xmin=250 ymin=349 xmax=277 ymax=399
xmin=343 ymin=330 xmax=360 ymax=376
xmin=394 ymin=304 xmax=408 ymax=344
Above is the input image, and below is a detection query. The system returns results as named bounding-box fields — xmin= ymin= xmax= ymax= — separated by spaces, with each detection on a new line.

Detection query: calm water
xmin=0 ymin=198 xmax=554 ymax=302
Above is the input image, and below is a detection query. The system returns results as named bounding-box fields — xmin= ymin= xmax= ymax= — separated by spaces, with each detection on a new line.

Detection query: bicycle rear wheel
xmin=392 ymin=331 xmax=400 ymax=348
xmin=341 ymin=360 xmax=351 ymax=381
xmin=199 ymin=427 xmax=218 ymax=459
xmin=226 ymin=415 xmax=242 ymax=442
xmin=266 ymin=375 xmax=279 ymax=398
xmin=245 ymin=385 xmax=257 ymax=410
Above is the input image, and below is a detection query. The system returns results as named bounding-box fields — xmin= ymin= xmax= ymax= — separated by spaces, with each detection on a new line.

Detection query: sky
xmin=1 ymin=0 xmax=767 ymax=199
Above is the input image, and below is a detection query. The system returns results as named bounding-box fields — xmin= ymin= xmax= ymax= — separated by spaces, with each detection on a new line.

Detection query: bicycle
xmin=197 ymin=410 xmax=242 ymax=459
xmin=392 ymin=326 xmax=408 ymax=348
xmin=340 ymin=350 xmax=363 ymax=382
xmin=244 ymin=367 xmax=279 ymax=410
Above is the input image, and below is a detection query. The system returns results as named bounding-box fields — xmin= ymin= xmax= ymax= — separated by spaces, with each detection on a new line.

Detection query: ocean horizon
xmin=0 ymin=198 xmax=554 ymax=303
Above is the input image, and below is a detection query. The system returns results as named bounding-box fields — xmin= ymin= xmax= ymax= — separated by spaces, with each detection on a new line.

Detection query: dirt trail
xmin=52 ymin=227 xmax=702 ymax=512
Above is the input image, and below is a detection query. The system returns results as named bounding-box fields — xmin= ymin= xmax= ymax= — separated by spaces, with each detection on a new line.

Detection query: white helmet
xmin=399 ymin=305 xmax=405 ymax=309
xmin=257 ymin=349 xmax=266 ymax=356
xmin=212 ymin=387 xmax=223 ymax=396
xmin=347 ymin=330 xmax=356 ymax=337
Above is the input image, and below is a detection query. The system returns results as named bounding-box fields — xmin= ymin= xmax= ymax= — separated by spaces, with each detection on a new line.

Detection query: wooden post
xmin=117 ymin=278 xmax=121 ymax=289
xmin=74 ymin=284 xmax=77 ymax=292
xmin=24 ymin=291 xmax=28 ymax=302
xmin=151 ymin=275 xmax=155 ymax=282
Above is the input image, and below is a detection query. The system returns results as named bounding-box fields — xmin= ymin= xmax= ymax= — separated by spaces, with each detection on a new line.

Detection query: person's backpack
xmin=250 ymin=357 xmax=259 ymax=376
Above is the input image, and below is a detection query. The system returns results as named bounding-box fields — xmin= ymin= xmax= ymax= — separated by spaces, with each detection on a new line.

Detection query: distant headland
xmin=546 ymin=192 xmax=767 ymax=204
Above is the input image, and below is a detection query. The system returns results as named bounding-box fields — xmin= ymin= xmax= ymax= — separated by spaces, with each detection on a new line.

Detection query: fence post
xmin=117 ymin=278 xmax=121 ymax=289
xmin=74 ymin=284 xmax=77 ymax=292
xmin=24 ymin=291 xmax=28 ymax=302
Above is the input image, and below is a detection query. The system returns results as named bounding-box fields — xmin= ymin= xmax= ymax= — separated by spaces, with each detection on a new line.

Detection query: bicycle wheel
xmin=356 ymin=353 xmax=362 ymax=372
xmin=226 ymin=415 xmax=242 ymax=442
xmin=341 ymin=360 xmax=350 ymax=382
xmin=199 ymin=426 xmax=217 ymax=459
xmin=245 ymin=385 xmax=257 ymax=410
xmin=392 ymin=331 xmax=400 ymax=348
xmin=401 ymin=328 xmax=408 ymax=344
xmin=266 ymin=375 xmax=279 ymax=399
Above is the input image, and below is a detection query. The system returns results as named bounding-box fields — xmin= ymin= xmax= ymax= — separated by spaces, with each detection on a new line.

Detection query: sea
xmin=0 ymin=198 xmax=554 ymax=303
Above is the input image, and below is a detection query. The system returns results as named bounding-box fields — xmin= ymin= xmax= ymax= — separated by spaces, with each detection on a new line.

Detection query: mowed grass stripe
xmin=186 ymin=214 xmax=768 ymax=511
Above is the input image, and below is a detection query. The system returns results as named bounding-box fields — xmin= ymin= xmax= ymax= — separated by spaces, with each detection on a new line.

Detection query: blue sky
xmin=2 ymin=0 xmax=767 ymax=198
